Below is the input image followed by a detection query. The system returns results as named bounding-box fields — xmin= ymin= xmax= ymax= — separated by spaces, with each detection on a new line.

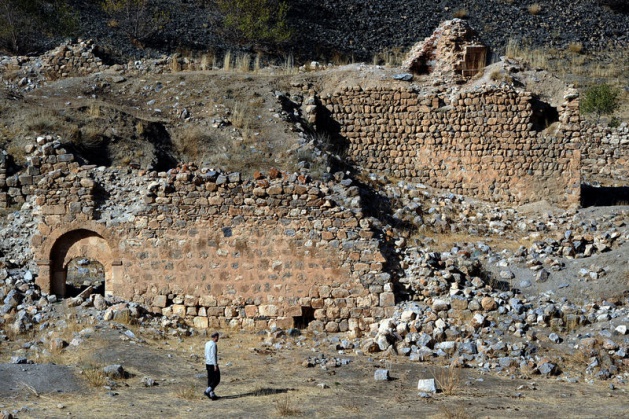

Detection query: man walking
xmin=204 ymin=332 xmax=220 ymax=400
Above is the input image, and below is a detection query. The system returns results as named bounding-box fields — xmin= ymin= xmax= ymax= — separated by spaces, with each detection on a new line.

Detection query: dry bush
xmin=505 ymin=38 xmax=548 ymax=69
xmin=528 ymin=3 xmax=542 ymax=15
xmin=171 ymin=54 xmax=180 ymax=73
xmin=330 ymin=51 xmax=353 ymax=66
xmin=568 ymin=42 xmax=584 ymax=54
xmin=274 ymin=394 xmax=302 ymax=416
xmin=200 ymin=53 xmax=212 ymax=71
xmin=282 ymin=53 xmax=296 ymax=74
xmin=25 ymin=108 xmax=63 ymax=133
xmin=253 ymin=53 xmax=262 ymax=72
xmin=373 ymin=47 xmax=404 ymax=67
xmin=235 ymin=53 xmax=252 ymax=72
xmin=174 ymin=126 xmax=214 ymax=160
xmin=175 ymin=383 xmax=198 ymax=400
xmin=75 ymin=126 xmax=105 ymax=151
xmin=453 ymin=9 xmax=468 ymax=18
xmin=81 ymin=365 xmax=107 ymax=387
xmin=431 ymin=362 xmax=462 ymax=395
xmin=223 ymin=51 xmax=232 ymax=71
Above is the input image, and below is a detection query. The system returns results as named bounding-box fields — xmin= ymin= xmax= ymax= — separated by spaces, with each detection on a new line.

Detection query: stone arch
xmin=36 ymin=226 xmax=120 ymax=297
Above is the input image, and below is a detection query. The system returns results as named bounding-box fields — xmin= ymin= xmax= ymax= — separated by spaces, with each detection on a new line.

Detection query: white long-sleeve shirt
xmin=205 ymin=340 xmax=218 ymax=366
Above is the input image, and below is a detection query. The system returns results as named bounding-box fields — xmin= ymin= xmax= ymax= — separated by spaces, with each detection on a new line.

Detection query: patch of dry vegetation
xmin=175 ymin=383 xmax=198 ymax=400
xmin=431 ymin=362 xmax=462 ymax=396
xmin=274 ymin=393 xmax=302 ymax=416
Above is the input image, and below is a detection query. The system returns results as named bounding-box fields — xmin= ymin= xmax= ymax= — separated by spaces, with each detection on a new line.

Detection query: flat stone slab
xmin=0 ymin=364 xmax=83 ymax=396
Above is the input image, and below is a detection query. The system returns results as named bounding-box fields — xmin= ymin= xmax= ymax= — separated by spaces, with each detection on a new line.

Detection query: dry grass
xmin=223 ymin=51 xmax=232 ymax=71
xmin=431 ymin=362 xmax=462 ymax=396
xmin=282 ymin=53 xmax=296 ymax=74
xmin=373 ymin=47 xmax=405 ymax=67
xmin=81 ymin=365 xmax=107 ymax=387
xmin=505 ymin=38 xmax=548 ymax=69
xmin=453 ymin=9 xmax=469 ymax=19
xmin=174 ymin=126 xmax=214 ymax=160
xmin=274 ymin=394 xmax=302 ymax=416
xmin=505 ymin=38 xmax=628 ymax=94
xmin=528 ymin=3 xmax=542 ymax=15
xmin=171 ymin=54 xmax=180 ymax=73
xmin=568 ymin=42 xmax=584 ymax=54
xmin=235 ymin=53 xmax=252 ymax=72
xmin=175 ymin=383 xmax=198 ymax=400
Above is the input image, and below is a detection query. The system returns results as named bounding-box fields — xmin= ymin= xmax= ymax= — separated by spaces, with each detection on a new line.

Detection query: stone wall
xmin=319 ymin=84 xmax=583 ymax=206
xmin=579 ymin=122 xmax=629 ymax=186
xmin=27 ymin=137 xmax=391 ymax=333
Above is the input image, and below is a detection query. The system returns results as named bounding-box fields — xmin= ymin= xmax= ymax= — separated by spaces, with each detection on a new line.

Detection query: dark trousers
xmin=206 ymin=364 xmax=220 ymax=390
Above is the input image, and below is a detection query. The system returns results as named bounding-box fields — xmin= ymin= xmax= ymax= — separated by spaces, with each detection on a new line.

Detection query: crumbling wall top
xmin=402 ymin=19 xmax=487 ymax=83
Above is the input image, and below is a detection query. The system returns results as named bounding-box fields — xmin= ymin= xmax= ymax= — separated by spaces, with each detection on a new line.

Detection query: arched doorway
xmin=47 ymin=229 xmax=115 ymax=297
xmin=65 ymin=257 xmax=106 ymax=297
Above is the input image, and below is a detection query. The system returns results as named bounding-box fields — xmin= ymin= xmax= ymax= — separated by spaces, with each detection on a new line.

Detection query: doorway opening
xmin=65 ymin=258 xmax=106 ymax=297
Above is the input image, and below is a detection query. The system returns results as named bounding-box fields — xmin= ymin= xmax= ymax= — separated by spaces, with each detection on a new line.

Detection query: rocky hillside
xmin=12 ymin=0 xmax=629 ymax=62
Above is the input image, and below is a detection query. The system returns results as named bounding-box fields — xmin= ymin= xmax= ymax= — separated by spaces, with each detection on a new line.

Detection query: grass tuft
xmin=528 ymin=3 xmax=542 ymax=15
xmin=175 ymin=383 xmax=198 ymax=400
xmin=431 ymin=362 xmax=462 ymax=396
xmin=274 ymin=394 xmax=302 ymax=416
xmin=81 ymin=365 xmax=107 ymax=387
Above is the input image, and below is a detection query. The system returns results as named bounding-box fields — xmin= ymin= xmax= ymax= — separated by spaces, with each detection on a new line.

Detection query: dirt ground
xmin=0 ymin=321 xmax=627 ymax=419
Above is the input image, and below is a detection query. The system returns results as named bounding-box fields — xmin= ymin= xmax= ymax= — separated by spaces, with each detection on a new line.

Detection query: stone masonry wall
xmin=319 ymin=84 xmax=582 ymax=207
xmin=27 ymin=137 xmax=391 ymax=333
xmin=579 ymin=122 xmax=629 ymax=186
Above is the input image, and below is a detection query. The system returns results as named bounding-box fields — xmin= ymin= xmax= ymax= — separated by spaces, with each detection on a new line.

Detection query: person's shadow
xmin=218 ymin=388 xmax=292 ymax=400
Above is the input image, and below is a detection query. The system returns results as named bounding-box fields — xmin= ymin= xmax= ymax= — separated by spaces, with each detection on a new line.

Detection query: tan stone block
xmin=318 ymin=285 xmax=331 ymax=298
xmin=244 ymin=305 xmax=258 ymax=317
xmin=326 ymin=306 xmax=340 ymax=319
xmin=379 ymin=292 xmax=395 ymax=307
xmin=325 ymin=321 xmax=340 ymax=333
xmin=186 ymin=307 xmax=198 ymax=316
xmin=225 ymin=307 xmax=238 ymax=318
xmin=259 ymin=304 xmax=278 ymax=317
xmin=285 ymin=304 xmax=303 ymax=317
xmin=311 ymin=298 xmax=324 ymax=309
xmin=199 ymin=295 xmax=217 ymax=307
xmin=331 ymin=288 xmax=349 ymax=298
xmin=314 ymin=309 xmax=326 ymax=320
xmin=206 ymin=307 xmax=224 ymax=317
xmin=184 ymin=295 xmax=198 ymax=307
xmin=153 ymin=295 xmax=167 ymax=308
xmin=274 ymin=317 xmax=294 ymax=329
xmin=172 ymin=304 xmax=186 ymax=317
xmin=193 ymin=316 xmax=209 ymax=329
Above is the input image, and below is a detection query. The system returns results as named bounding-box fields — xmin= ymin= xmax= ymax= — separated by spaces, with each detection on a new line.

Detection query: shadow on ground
xmin=219 ymin=387 xmax=291 ymax=399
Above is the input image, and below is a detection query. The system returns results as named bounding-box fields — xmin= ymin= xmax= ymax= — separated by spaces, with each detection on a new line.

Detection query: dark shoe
xmin=204 ymin=390 xmax=212 ymax=399
xmin=210 ymin=393 xmax=219 ymax=400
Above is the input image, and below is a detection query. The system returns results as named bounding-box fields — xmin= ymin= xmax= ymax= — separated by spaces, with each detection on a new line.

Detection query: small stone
xmin=141 ymin=377 xmax=156 ymax=387
xmin=536 ymin=269 xmax=550 ymax=283
xmin=417 ymin=378 xmax=436 ymax=392
xmin=374 ymin=369 xmax=389 ymax=381
xmin=481 ymin=297 xmax=497 ymax=311
xmin=615 ymin=325 xmax=627 ymax=335
xmin=103 ymin=364 xmax=126 ymax=379
xmin=538 ymin=362 xmax=557 ymax=376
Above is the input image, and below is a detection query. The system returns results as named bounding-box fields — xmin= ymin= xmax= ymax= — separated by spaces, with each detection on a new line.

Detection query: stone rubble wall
xmin=26 ymin=137 xmax=392 ymax=333
xmin=579 ymin=122 xmax=629 ymax=186
xmin=319 ymin=84 xmax=583 ymax=207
